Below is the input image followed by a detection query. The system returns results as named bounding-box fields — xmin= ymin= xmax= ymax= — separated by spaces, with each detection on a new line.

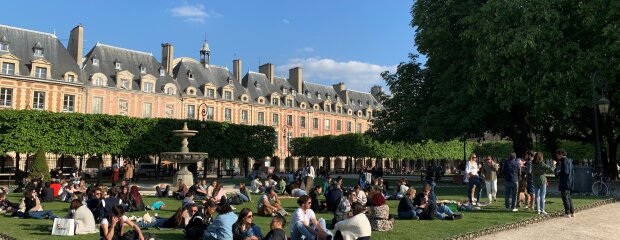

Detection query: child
xmin=263 ymin=214 xmax=287 ymax=240
xmin=0 ymin=192 xmax=14 ymax=214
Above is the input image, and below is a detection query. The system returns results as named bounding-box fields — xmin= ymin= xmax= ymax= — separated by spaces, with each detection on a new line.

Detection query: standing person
xmin=232 ymin=208 xmax=263 ymax=240
xmin=524 ymin=151 xmax=535 ymax=209
xmin=290 ymin=195 xmax=332 ymax=240
xmin=303 ymin=163 xmax=315 ymax=193
xmin=531 ymin=152 xmax=555 ymax=215
xmin=465 ymin=153 xmax=482 ymax=206
xmin=111 ymin=165 xmax=120 ymax=185
xmin=503 ymin=152 xmax=521 ymax=212
xmin=481 ymin=156 xmax=499 ymax=204
xmin=124 ymin=161 xmax=134 ymax=182
xmin=253 ymin=161 xmax=262 ymax=179
xmin=555 ymin=148 xmax=575 ymax=218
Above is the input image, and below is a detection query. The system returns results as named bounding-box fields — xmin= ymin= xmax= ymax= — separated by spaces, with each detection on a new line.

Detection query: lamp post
xmin=592 ymin=77 xmax=610 ymax=176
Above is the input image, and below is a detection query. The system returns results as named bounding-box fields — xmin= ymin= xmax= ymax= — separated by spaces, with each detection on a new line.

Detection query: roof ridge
xmin=0 ymin=24 xmax=57 ymax=38
xmin=347 ymin=89 xmax=372 ymax=95
xmin=96 ymin=43 xmax=153 ymax=56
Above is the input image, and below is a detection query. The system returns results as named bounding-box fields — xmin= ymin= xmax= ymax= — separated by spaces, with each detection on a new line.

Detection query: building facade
xmin=0 ymin=24 xmax=383 ymax=172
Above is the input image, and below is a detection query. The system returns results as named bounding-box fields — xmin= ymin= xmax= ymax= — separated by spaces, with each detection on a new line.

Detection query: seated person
xmin=238 ymin=182 xmax=252 ymax=203
xmin=210 ymin=184 xmax=227 ymax=204
xmin=397 ymin=188 xmax=419 ymax=220
xmin=334 ymin=190 xmax=356 ymax=224
xmin=40 ymin=182 xmax=55 ymax=202
xmin=309 ymin=186 xmax=326 ymax=212
xmin=276 ymin=177 xmax=287 ymax=195
xmin=367 ymin=189 xmax=393 ymax=231
xmin=251 ymin=176 xmax=264 ymax=194
xmin=413 ymin=183 xmax=463 ymax=220
xmin=353 ymin=185 xmax=367 ymax=205
xmin=286 ymin=181 xmax=300 ymax=196
xmin=128 ymin=186 xmax=145 ymax=212
xmin=183 ymin=191 xmax=196 ymax=209
xmin=155 ymin=184 xmax=170 ymax=198
xmin=290 ymin=195 xmax=332 ymax=240
xmin=50 ymin=181 xmax=61 ymax=198
xmin=138 ymin=204 xmax=195 ymax=229
xmin=264 ymin=214 xmax=287 ymax=240
xmin=206 ymin=181 xmax=217 ymax=198
xmin=264 ymin=175 xmax=278 ymax=189
xmin=257 ymin=188 xmax=287 ymax=217
xmin=203 ymin=202 xmax=237 ymax=240
xmin=232 ymin=208 xmax=263 ymax=240
xmin=333 ymin=202 xmax=371 ymax=240
xmin=0 ymin=192 xmax=15 ymax=214
xmin=86 ymin=188 xmax=104 ymax=222
xmin=16 ymin=188 xmax=58 ymax=219
xmin=188 ymin=181 xmax=204 ymax=200
xmin=174 ymin=179 xmax=189 ymax=199
xmin=185 ymin=200 xmax=217 ymax=239
xmin=196 ymin=179 xmax=209 ymax=198
xmin=67 ymin=199 xmax=98 ymax=234
xmin=100 ymin=205 xmax=149 ymax=240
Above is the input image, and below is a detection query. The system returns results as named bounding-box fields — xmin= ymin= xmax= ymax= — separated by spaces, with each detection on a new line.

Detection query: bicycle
xmin=591 ymin=171 xmax=610 ymax=196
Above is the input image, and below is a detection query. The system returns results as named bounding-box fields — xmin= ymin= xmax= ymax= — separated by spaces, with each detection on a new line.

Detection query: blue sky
xmin=1 ymin=0 xmax=418 ymax=93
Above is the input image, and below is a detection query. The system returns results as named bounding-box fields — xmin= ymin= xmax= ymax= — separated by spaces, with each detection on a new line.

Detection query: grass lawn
xmin=0 ymin=181 xmax=608 ymax=240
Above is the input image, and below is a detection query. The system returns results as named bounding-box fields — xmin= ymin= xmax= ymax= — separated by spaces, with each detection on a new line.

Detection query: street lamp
xmin=598 ymin=97 xmax=610 ymax=115
xmin=592 ymin=75 xmax=610 ymax=176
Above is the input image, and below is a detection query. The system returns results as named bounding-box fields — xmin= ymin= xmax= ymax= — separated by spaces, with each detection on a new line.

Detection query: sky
xmin=1 ymin=0 xmax=419 ymax=93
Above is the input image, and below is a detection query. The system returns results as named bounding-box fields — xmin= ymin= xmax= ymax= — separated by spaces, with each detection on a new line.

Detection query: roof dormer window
xmin=0 ymin=42 xmax=8 ymax=52
xmin=282 ymin=88 xmax=288 ymax=95
xmin=33 ymin=42 xmax=43 ymax=57
xmin=115 ymin=61 xmax=122 ymax=70
xmin=92 ymin=58 xmax=99 ymax=66
xmin=317 ymin=93 xmax=321 ymax=100
xmin=292 ymin=89 xmax=297 ymax=96
xmin=187 ymin=70 xmax=193 ymax=79
xmin=159 ymin=68 xmax=165 ymax=76
xmin=140 ymin=65 xmax=146 ymax=74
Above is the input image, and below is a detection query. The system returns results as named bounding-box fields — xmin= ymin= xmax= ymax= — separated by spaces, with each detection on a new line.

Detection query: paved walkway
xmin=477 ymin=202 xmax=620 ymax=240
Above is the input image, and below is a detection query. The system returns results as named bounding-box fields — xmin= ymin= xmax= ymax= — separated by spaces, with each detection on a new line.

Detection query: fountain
xmin=160 ymin=122 xmax=209 ymax=187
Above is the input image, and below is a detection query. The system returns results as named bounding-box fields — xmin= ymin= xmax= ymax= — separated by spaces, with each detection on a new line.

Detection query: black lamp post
xmin=592 ymin=75 xmax=610 ymax=176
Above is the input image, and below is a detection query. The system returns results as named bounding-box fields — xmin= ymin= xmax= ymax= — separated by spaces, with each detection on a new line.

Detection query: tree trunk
xmin=510 ymin=105 xmax=534 ymax=158
xmin=79 ymin=156 xmax=84 ymax=171
xmin=15 ymin=153 xmax=20 ymax=172
xmin=607 ymin=139 xmax=618 ymax=179
xmin=98 ymin=154 xmax=103 ymax=183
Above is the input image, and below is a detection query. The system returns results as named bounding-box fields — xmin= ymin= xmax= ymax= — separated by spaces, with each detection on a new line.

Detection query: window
xmin=357 ymin=123 xmax=363 ymax=133
xmin=0 ymin=88 xmax=13 ymax=107
xmin=336 ymin=120 xmax=342 ymax=132
xmin=187 ymin=105 xmax=195 ymax=119
xmin=347 ymin=121 xmax=352 ymax=133
xmin=143 ymin=103 xmax=152 ymax=118
xmin=287 ymin=131 xmax=293 ymax=146
xmin=143 ymin=82 xmax=154 ymax=93
xmin=241 ymin=110 xmax=249 ymax=124
xmin=224 ymin=91 xmax=233 ymax=100
xmin=92 ymin=58 xmax=99 ymax=65
xmin=166 ymin=87 xmax=175 ymax=95
xmin=119 ymin=100 xmax=128 ymax=116
xmin=94 ymin=77 xmax=104 ymax=87
xmin=165 ymin=104 xmax=174 ymax=118
xmin=286 ymin=99 xmax=293 ymax=107
xmin=282 ymin=89 xmax=288 ymax=94
xmin=312 ymin=118 xmax=318 ymax=129
xmin=206 ymin=107 xmax=215 ymax=120
xmin=32 ymin=91 xmax=45 ymax=110
xmin=257 ymin=112 xmax=265 ymax=125
xmin=300 ymin=133 xmax=306 ymax=137
xmin=66 ymin=74 xmax=75 ymax=82
xmin=63 ymin=95 xmax=75 ymax=112
xmin=272 ymin=113 xmax=279 ymax=125
xmin=325 ymin=104 xmax=331 ymax=112
xmin=287 ymin=115 xmax=293 ymax=126
xmin=224 ymin=108 xmax=232 ymax=122
xmin=272 ymin=98 xmax=279 ymax=106
xmin=188 ymin=73 xmax=194 ymax=79
xmin=307 ymin=92 xmax=311 ymax=98
xmin=140 ymin=65 xmax=146 ymax=74
xmin=300 ymin=116 xmax=306 ymax=128
xmin=120 ymin=79 xmax=130 ymax=89
xmin=115 ymin=62 xmax=122 ymax=70
xmin=292 ymin=90 xmax=297 ymax=95
xmin=92 ymin=97 xmax=103 ymax=114
xmin=34 ymin=48 xmax=44 ymax=57
xmin=34 ymin=67 xmax=47 ymax=78
xmin=159 ymin=68 xmax=165 ymax=76
xmin=1 ymin=62 xmax=15 ymax=75
xmin=324 ymin=119 xmax=331 ymax=131
xmin=207 ymin=89 xmax=215 ymax=98
xmin=0 ymin=43 xmax=8 ymax=51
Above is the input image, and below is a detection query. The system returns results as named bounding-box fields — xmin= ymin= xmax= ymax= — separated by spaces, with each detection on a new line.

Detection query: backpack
xmin=229 ymin=194 xmax=243 ymax=205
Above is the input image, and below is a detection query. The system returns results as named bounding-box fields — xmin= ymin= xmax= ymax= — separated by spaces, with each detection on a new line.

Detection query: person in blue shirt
xmin=555 ymin=148 xmax=574 ymax=218
xmin=232 ymin=207 xmax=263 ymax=240
xmin=203 ymin=202 xmax=237 ymax=240
xmin=503 ymin=153 xmax=521 ymax=211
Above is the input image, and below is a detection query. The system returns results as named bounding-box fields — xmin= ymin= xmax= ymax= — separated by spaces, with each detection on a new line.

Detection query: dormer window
xmin=33 ymin=42 xmax=44 ymax=57
xmin=187 ymin=70 xmax=194 ymax=79
xmin=292 ymin=90 xmax=297 ymax=95
xmin=66 ymin=74 xmax=75 ymax=82
xmin=140 ymin=65 xmax=146 ymax=74
xmin=115 ymin=62 xmax=122 ymax=70
xmin=143 ymin=82 xmax=155 ymax=93
xmin=306 ymin=92 xmax=311 ymax=99
xmin=282 ymin=88 xmax=288 ymax=95
xmin=255 ymin=81 xmax=261 ymax=88
xmin=224 ymin=91 xmax=233 ymax=100
xmin=272 ymin=98 xmax=279 ymax=105
xmin=227 ymin=78 xmax=233 ymax=85
xmin=317 ymin=93 xmax=321 ymax=100
xmin=0 ymin=42 xmax=8 ymax=51
xmin=94 ymin=77 xmax=104 ymax=86
xmin=327 ymin=95 xmax=331 ymax=100
xmin=286 ymin=99 xmax=293 ymax=107
xmin=120 ymin=79 xmax=130 ymax=89
xmin=92 ymin=58 xmax=99 ymax=66
xmin=159 ymin=68 xmax=165 ymax=76
xmin=166 ymin=87 xmax=175 ymax=95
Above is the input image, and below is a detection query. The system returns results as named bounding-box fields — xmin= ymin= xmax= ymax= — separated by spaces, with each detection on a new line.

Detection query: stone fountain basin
xmin=160 ymin=152 xmax=209 ymax=164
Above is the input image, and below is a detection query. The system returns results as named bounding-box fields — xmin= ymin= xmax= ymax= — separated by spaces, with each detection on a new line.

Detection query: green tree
xmin=30 ymin=150 xmax=51 ymax=181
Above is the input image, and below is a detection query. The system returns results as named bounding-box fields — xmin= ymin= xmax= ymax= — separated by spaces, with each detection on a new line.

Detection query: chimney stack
xmin=161 ymin=43 xmax=174 ymax=76
xmin=371 ymin=85 xmax=384 ymax=101
xmin=259 ymin=63 xmax=274 ymax=84
xmin=233 ymin=59 xmax=242 ymax=83
xmin=333 ymin=82 xmax=348 ymax=103
xmin=289 ymin=67 xmax=303 ymax=92
xmin=67 ymin=25 xmax=84 ymax=67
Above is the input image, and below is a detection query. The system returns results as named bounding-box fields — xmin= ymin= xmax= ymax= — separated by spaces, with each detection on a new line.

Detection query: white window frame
xmin=257 ymin=112 xmax=265 ymax=125
xmin=224 ymin=108 xmax=232 ymax=122
xmin=287 ymin=115 xmax=293 ymax=126
xmin=92 ymin=97 xmax=103 ymax=114
xmin=166 ymin=87 xmax=175 ymax=95
xmin=93 ymin=58 xmax=99 ymax=66
xmin=207 ymin=89 xmax=215 ymax=98
xmin=336 ymin=120 xmax=342 ymax=132
xmin=187 ymin=105 xmax=196 ymax=119
xmin=32 ymin=91 xmax=46 ymax=110
xmin=0 ymin=88 xmax=13 ymax=107
xmin=63 ymin=94 xmax=75 ymax=112
xmin=143 ymin=102 xmax=152 ymax=118
xmin=33 ymin=48 xmax=44 ymax=57
xmin=115 ymin=62 xmax=122 ymax=70
xmin=140 ymin=65 xmax=146 ymax=74
xmin=1 ymin=62 xmax=15 ymax=75
xmin=313 ymin=118 xmax=318 ymax=129
xmin=206 ymin=107 xmax=215 ymax=120
xmin=224 ymin=91 xmax=233 ymax=100
xmin=143 ymin=82 xmax=154 ymax=93
xmin=0 ymin=42 xmax=9 ymax=51
xmin=300 ymin=116 xmax=306 ymax=128
xmin=324 ymin=119 xmax=331 ymax=131
xmin=34 ymin=67 xmax=47 ymax=78
xmin=241 ymin=110 xmax=249 ymax=124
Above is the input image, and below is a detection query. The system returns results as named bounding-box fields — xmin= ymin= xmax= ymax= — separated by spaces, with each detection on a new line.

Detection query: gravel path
xmin=477 ymin=202 xmax=620 ymax=240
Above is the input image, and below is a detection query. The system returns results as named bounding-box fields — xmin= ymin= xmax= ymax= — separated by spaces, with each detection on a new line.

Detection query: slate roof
xmin=82 ymin=43 xmax=175 ymax=92
xmin=0 ymin=24 xmax=81 ymax=82
xmin=172 ymin=58 xmax=247 ymax=99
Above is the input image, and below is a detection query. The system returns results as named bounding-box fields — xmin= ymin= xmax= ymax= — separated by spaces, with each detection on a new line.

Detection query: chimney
xmin=259 ymin=63 xmax=274 ymax=84
xmin=67 ymin=25 xmax=84 ymax=67
xmin=371 ymin=85 xmax=384 ymax=101
xmin=289 ymin=67 xmax=303 ymax=91
xmin=233 ymin=59 xmax=242 ymax=83
xmin=333 ymin=82 xmax=348 ymax=103
xmin=161 ymin=43 xmax=174 ymax=76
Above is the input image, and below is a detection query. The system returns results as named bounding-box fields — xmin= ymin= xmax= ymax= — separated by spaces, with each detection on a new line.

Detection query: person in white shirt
xmin=303 ymin=164 xmax=315 ymax=193
xmin=466 ymin=153 xmax=483 ymax=206
xmin=251 ymin=176 xmax=264 ymax=194
xmin=333 ymin=202 xmax=371 ymax=240
xmin=290 ymin=195 xmax=331 ymax=240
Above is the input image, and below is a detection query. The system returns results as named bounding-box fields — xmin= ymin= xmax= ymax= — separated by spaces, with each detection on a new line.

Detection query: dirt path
xmin=477 ymin=202 xmax=620 ymax=240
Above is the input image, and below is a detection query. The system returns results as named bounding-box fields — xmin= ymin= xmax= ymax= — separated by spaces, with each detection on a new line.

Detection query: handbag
xmin=51 ymin=218 xmax=75 ymax=236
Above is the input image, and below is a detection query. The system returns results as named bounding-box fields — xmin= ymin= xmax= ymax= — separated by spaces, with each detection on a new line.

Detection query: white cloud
xmin=170 ymin=4 xmax=220 ymax=23
xmin=276 ymin=57 xmax=396 ymax=93
xmin=282 ymin=18 xmax=290 ymax=24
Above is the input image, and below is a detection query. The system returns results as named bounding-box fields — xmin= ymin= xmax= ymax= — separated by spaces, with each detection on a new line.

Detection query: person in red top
xmin=112 ymin=165 xmax=120 ymax=185
xmin=50 ymin=180 xmax=61 ymax=197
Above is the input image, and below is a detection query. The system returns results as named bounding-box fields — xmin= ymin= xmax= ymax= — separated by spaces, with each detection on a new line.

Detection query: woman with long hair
xmin=129 ymin=186 xmax=145 ymax=212
xmin=67 ymin=199 xmax=97 ymax=234
xmin=118 ymin=186 xmax=130 ymax=212
xmin=232 ymin=207 xmax=263 ymax=240
xmin=211 ymin=184 xmax=227 ymax=204
xmin=465 ymin=153 xmax=482 ymax=206
xmin=531 ymin=152 xmax=555 ymax=215
xmin=174 ymin=179 xmax=189 ymax=199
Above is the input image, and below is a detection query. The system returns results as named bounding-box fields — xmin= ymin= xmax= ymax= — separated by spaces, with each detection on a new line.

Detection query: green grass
xmin=0 ymin=183 xmax=607 ymax=240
